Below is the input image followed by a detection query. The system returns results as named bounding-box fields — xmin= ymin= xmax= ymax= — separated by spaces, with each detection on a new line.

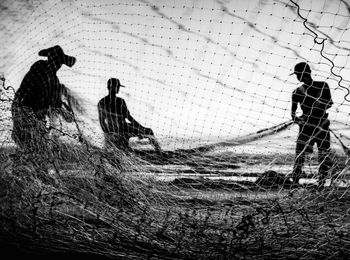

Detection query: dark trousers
xmin=292 ymin=118 xmax=333 ymax=184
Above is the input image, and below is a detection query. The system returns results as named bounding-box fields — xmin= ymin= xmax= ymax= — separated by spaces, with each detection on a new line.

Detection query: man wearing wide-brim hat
xmin=11 ymin=45 xmax=77 ymax=152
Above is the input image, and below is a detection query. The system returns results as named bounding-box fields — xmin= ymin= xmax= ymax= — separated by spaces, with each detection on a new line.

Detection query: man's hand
xmin=61 ymin=108 xmax=74 ymax=122
xmin=144 ymin=127 xmax=154 ymax=136
xmin=294 ymin=116 xmax=306 ymax=125
xmin=136 ymin=127 xmax=154 ymax=139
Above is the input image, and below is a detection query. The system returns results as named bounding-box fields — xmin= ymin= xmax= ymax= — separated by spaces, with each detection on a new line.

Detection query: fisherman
xmin=11 ymin=45 xmax=77 ymax=152
xmin=98 ymin=78 xmax=162 ymax=153
xmin=290 ymin=62 xmax=334 ymax=187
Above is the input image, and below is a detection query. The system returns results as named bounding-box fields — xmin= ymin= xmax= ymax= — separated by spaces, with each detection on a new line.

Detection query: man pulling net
xmin=11 ymin=45 xmax=78 ymax=153
xmin=289 ymin=62 xmax=334 ymax=188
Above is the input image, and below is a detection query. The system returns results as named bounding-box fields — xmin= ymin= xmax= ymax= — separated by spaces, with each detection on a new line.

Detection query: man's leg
xmin=292 ymin=147 xmax=305 ymax=185
xmin=292 ymin=125 xmax=312 ymax=185
xmin=318 ymin=149 xmax=332 ymax=187
xmin=316 ymin=124 xmax=332 ymax=188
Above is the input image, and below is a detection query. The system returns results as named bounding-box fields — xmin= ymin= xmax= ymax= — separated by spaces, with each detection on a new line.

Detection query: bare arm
xmin=291 ymin=91 xmax=298 ymax=121
xmin=127 ymin=114 xmax=142 ymax=129
xmin=124 ymin=101 xmax=154 ymax=135
xmin=124 ymin=100 xmax=143 ymax=130
xmin=61 ymin=84 xmax=85 ymax=114
xmin=321 ymin=84 xmax=333 ymax=110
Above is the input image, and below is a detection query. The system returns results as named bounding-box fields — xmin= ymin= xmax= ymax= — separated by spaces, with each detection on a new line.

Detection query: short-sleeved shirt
xmin=98 ymin=96 xmax=130 ymax=134
xmin=292 ymin=81 xmax=332 ymax=122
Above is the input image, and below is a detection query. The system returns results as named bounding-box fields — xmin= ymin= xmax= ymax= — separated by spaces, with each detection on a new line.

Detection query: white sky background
xmin=1 ymin=0 xmax=349 ymax=149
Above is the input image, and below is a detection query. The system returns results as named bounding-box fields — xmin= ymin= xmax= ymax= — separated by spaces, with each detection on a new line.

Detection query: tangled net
xmin=1 ymin=84 xmax=349 ymax=258
xmin=1 ymin=0 xmax=350 ymax=259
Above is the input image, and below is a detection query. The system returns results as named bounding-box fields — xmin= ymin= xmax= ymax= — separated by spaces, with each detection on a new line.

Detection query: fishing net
xmin=0 ymin=0 xmax=350 ymax=259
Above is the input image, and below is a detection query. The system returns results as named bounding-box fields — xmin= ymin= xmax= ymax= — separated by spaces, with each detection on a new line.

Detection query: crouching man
xmin=98 ymin=78 xmax=162 ymax=153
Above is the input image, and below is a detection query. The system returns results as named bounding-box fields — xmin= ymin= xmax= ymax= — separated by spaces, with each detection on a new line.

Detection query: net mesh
xmin=1 ymin=0 xmax=350 ymax=259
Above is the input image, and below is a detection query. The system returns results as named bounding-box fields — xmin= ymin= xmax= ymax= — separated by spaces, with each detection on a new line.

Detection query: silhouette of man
xmin=290 ymin=62 xmax=333 ymax=187
xmin=11 ymin=45 xmax=76 ymax=152
xmin=98 ymin=78 xmax=162 ymax=153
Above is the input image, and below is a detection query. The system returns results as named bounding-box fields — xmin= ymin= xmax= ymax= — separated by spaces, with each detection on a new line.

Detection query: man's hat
xmin=38 ymin=45 xmax=76 ymax=67
xmin=107 ymin=78 xmax=125 ymax=89
xmin=289 ymin=62 xmax=311 ymax=76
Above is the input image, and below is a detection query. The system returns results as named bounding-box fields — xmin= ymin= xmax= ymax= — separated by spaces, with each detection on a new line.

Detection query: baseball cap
xmin=289 ymin=62 xmax=311 ymax=76
xmin=107 ymin=78 xmax=125 ymax=89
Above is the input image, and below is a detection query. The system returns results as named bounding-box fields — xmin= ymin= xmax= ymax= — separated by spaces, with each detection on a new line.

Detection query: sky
xmin=1 ymin=0 xmax=349 ymax=149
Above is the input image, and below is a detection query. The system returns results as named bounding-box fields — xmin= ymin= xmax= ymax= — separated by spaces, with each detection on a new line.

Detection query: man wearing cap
xmin=98 ymin=78 xmax=162 ymax=153
xmin=289 ymin=62 xmax=334 ymax=187
xmin=11 ymin=45 xmax=77 ymax=152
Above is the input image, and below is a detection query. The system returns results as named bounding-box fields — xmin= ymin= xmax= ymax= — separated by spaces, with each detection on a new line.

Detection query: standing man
xmin=98 ymin=78 xmax=162 ymax=153
xmin=290 ymin=62 xmax=334 ymax=187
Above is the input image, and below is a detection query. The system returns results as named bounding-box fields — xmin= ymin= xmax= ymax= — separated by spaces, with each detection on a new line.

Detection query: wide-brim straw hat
xmin=38 ymin=45 xmax=76 ymax=67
